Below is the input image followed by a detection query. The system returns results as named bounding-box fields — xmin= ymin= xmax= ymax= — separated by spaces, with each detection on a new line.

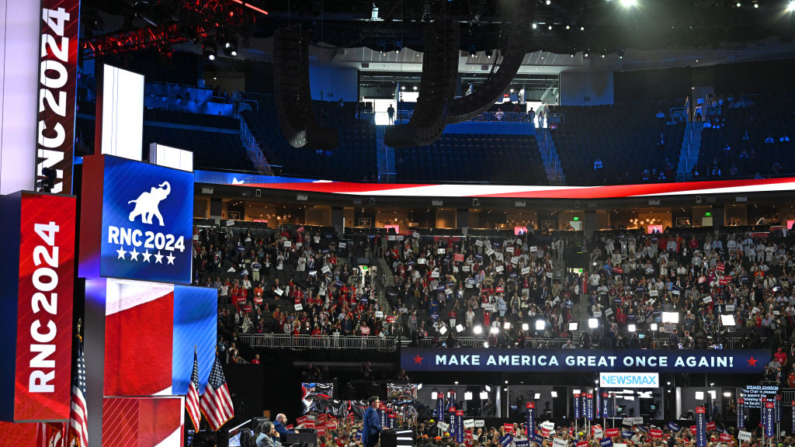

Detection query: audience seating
xmin=395 ymin=134 xmax=549 ymax=184
xmin=549 ymin=101 xmax=685 ymax=185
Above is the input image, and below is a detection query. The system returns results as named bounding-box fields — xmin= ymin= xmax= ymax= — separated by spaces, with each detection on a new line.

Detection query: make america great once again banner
xmin=401 ymin=349 xmax=770 ymax=374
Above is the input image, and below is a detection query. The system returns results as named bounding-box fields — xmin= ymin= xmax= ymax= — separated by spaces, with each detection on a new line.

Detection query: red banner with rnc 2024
xmin=14 ymin=193 xmax=76 ymax=421
xmin=37 ymin=0 xmax=81 ymax=195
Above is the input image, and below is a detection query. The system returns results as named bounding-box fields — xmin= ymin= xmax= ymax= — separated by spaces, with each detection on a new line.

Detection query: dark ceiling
xmin=83 ymin=0 xmax=795 ymax=57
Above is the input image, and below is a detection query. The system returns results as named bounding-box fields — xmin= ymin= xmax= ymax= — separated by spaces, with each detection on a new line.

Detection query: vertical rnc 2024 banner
xmin=0 ymin=192 xmax=76 ymax=422
xmin=38 ymin=0 xmax=81 ymax=194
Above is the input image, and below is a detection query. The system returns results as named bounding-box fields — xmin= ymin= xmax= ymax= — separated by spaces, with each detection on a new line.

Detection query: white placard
xmin=593 ymin=311 xmax=602 ymax=318
xmin=295 ymin=242 xmax=303 ymax=248
xmin=482 ymin=304 xmax=494 ymax=312
xmin=284 ymin=240 xmax=292 ymax=248
xmin=593 ymin=428 xmax=603 ymax=439
xmin=274 ymin=288 xmax=284 ymax=296
xmin=462 ymin=265 xmax=471 ymax=272
xmin=605 ymin=308 xmax=614 ymax=316
xmin=703 ymin=296 xmax=713 ymax=303
xmin=738 ymin=431 xmax=752 ymax=442
xmin=726 ymin=304 xmax=735 ymax=311
xmin=413 ymin=232 xmax=421 ymax=239
xmin=511 ymin=257 xmax=519 ymax=266
xmin=496 ymin=266 xmax=505 ymax=273
xmin=437 ymin=422 xmax=449 ymax=432
xmin=541 ymin=421 xmax=555 ymax=431
xmin=445 ymin=289 xmax=453 ymax=295
xmin=495 ymin=252 xmax=504 ymax=261
xmin=486 ymin=248 xmax=495 ymax=256
xmin=438 ymin=248 xmax=446 ymax=255
xmin=431 ymin=270 xmax=440 ymax=278
xmin=418 ymin=258 xmax=427 ymax=265
xmin=553 ymin=439 xmax=568 ymax=447
xmin=530 ymin=246 xmax=538 ymax=252
xmin=295 ymin=303 xmax=303 ymax=311
xmin=475 ymin=420 xmax=485 ymax=428
xmin=522 ymin=267 xmax=531 ymax=275
xmin=339 ymin=242 xmax=347 ymax=248
xmin=475 ymin=240 xmax=483 ymax=247
xmin=648 ymin=299 xmax=655 ymax=306
xmin=375 ymin=311 xmax=384 ymax=318
xmin=226 ymin=220 xmax=235 ymax=227
xmin=546 ymin=272 xmax=553 ymax=278
xmin=464 ymin=420 xmax=475 ymax=429
xmin=649 ymin=289 xmax=658 ymax=297
xmin=322 ymin=265 xmax=331 ymax=274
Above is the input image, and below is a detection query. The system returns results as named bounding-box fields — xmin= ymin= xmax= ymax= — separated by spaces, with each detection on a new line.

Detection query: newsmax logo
xmin=599 ymin=372 xmax=659 ymax=388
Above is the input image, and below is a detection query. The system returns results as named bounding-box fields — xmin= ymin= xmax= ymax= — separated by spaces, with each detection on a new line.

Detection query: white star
xmin=142 ymin=250 xmax=152 ymax=262
xmin=129 ymin=247 xmax=140 ymax=261
xmin=154 ymin=251 xmax=164 ymax=264
xmin=117 ymin=246 xmax=127 ymax=259
xmin=166 ymin=253 xmax=176 ymax=265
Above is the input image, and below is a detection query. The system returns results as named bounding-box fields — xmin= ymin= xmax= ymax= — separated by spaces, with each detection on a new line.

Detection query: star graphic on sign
xmin=154 ymin=251 xmax=164 ymax=264
xmin=413 ymin=354 xmax=424 ymax=365
xmin=747 ymin=356 xmax=758 ymax=367
xmin=142 ymin=250 xmax=152 ymax=263
xmin=117 ymin=246 xmax=127 ymax=260
xmin=166 ymin=253 xmax=176 ymax=265
xmin=129 ymin=247 xmax=140 ymax=261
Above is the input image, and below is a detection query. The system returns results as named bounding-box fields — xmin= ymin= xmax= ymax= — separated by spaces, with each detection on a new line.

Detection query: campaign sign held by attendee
xmin=600 ymin=438 xmax=614 ymax=447
xmin=606 ymin=429 xmax=620 ymax=438
xmin=574 ymin=393 xmax=581 ymax=419
xmin=668 ymin=422 xmax=680 ymax=432
xmin=516 ymin=441 xmax=530 ymax=447
xmin=501 ymin=434 xmax=514 ymax=447
xmin=80 ymin=155 xmax=193 ymax=284
xmin=695 ymin=407 xmax=707 ymax=447
xmin=650 ymin=429 xmax=662 ymax=439
xmin=737 ymin=399 xmax=744 ymax=429
xmin=553 ymin=438 xmax=567 ymax=447
xmin=533 ymin=433 xmax=545 ymax=444
xmin=527 ymin=402 xmax=535 ymax=436
xmin=737 ymin=431 xmax=751 ymax=442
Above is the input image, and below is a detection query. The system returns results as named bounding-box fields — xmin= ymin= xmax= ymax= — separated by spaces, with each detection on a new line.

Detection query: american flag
xmin=69 ymin=338 xmax=89 ymax=447
xmin=200 ymin=353 xmax=234 ymax=430
xmin=186 ymin=351 xmax=202 ymax=431
xmin=37 ymin=422 xmax=65 ymax=447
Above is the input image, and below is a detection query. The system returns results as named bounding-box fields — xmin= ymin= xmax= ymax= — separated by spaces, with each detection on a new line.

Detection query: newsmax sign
xmin=402 ymin=349 xmax=770 ymax=374
xmin=600 ymin=373 xmax=659 ymax=388
xmin=79 ymin=155 xmax=192 ymax=284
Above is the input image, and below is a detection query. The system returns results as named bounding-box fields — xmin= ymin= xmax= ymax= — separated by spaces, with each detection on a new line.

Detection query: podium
xmin=380 ymin=429 xmax=414 ymax=447
xmin=283 ymin=431 xmax=319 ymax=447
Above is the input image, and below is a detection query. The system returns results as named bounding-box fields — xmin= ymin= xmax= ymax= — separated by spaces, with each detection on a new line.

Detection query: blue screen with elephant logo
xmin=100 ymin=156 xmax=193 ymax=284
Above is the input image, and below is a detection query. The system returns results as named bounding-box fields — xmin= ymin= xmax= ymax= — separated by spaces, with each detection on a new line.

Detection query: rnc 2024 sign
xmin=401 ymin=349 xmax=770 ymax=374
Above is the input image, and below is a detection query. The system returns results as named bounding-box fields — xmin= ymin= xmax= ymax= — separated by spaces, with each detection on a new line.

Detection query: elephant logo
xmin=128 ymin=181 xmax=171 ymax=226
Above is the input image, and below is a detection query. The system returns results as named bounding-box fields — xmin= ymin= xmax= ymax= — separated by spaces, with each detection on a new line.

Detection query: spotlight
xmin=551 ymin=391 xmax=558 ymax=398
xmin=223 ymin=40 xmax=238 ymax=57
xmin=720 ymin=315 xmax=736 ymax=326
xmin=474 ymin=325 xmax=483 ymax=335
xmin=532 ymin=23 xmax=538 ymax=29
xmin=570 ymin=51 xmax=576 ymax=58
xmin=535 ymin=320 xmax=546 ymax=331
xmin=667 ymin=382 xmax=671 ymax=386
xmin=588 ymin=318 xmax=599 ymax=328
xmin=413 ymin=86 xmax=418 ymax=91
xmin=789 ymin=1 xmax=795 ymax=11
xmin=628 ymin=324 xmax=636 ymax=332
xmin=485 ymin=49 xmax=493 ymax=58
xmin=710 ymin=382 xmax=715 ymax=387
xmin=225 ymin=42 xmax=231 ymax=49
xmin=456 ymin=324 xmax=465 ymax=333
xmin=566 ymin=25 xmax=571 ymax=30
xmin=548 ymin=25 xmax=553 ymax=30
xmin=522 ymin=323 xmax=529 ymax=331
xmin=439 ymin=326 xmax=448 ymax=335
xmin=620 ymin=0 xmax=637 ymax=6
xmin=464 ymin=392 xmax=473 ymax=401
xmin=569 ymin=322 xmax=579 ymax=331
xmin=753 ymin=2 xmax=758 ymax=7
xmin=573 ymin=389 xmax=581 ymax=394
xmin=505 ymin=380 xmax=509 ymax=384
xmin=231 ymin=50 xmax=237 ymax=57
xmin=617 ymin=48 xmax=625 ymax=59
xmin=484 ymin=342 xmax=489 ymax=348
xmin=735 ymin=1 xmax=741 ymax=6
xmin=583 ymin=49 xmax=590 ymax=58
xmin=485 ymin=386 xmax=492 ymax=392
xmin=490 ymin=327 xmax=500 ymax=334
xmin=431 ymin=391 xmax=438 ymax=399
xmin=534 ymin=393 xmax=541 ymax=400
xmin=662 ymin=312 xmax=680 ymax=324
xmin=480 ymin=391 xmax=488 ymax=400
xmin=401 ymin=86 xmax=406 ymax=91
xmin=695 ymin=391 xmax=704 ymax=400
xmin=650 ymin=323 xmax=658 ymax=331
xmin=580 ymin=26 xmax=585 ymax=31
xmin=546 ymin=0 xmax=551 ymax=4
xmin=724 ymin=392 xmax=732 ymax=397
xmin=469 ymin=44 xmax=477 ymax=57
xmin=203 ymin=43 xmax=217 ymax=60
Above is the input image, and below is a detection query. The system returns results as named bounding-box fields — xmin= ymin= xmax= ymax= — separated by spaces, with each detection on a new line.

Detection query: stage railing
xmin=239 ymin=333 xmax=398 ymax=351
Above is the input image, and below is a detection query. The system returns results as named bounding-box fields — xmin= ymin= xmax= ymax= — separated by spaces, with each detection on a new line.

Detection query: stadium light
xmin=485 ymin=385 xmax=492 ymax=392
xmin=724 ymin=392 xmax=732 ymax=397
xmin=620 ymin=0 xmax=637 ymax=7
xmin=484 ymin=342 xmax=489 ymax=348
xmin=662 ymin=312 xmax=680 ymax=324
xmin=650 ymin=323 xmax=658 ymax=331
xmin=439 ymin=326 xmax=448 ymax=335
xmin=480 ymin=391 xmax=489 ymax=400
xmin=789 ymin=1 xmax=795 ymax=12
xmin=695 ymin=391 xmax=704 ymax=400
xmin=456 ymin=324 xmax=465 ymax=333
xmin=551 ymin=391 xmax=558 ymax=398
xmin=569 ymin=322 xmax=579 ymax=331
xmin=720 ymin=314 xmax=736 ymax=326
xmin=490 ymin=327 xmax=500 ymax=334
xmin=588 ymin=318 xmax=599 ymax=328
xmin=464 ymin=392 xmax=473 ymax=401
xmin=536 ymin=320 xmax=546 ymax=331
xmin=628 ymin=324 xmax=636 ymax=332
xmin=474 ymin=325 xmax=483 ymax=335
xmin=573 ymin=389 xmax=581 ymax=394
xmin=522 ymin=323 xmax=530 ymax=331
xmin=431 ymin=391 xmax=438 ymax=399
xmin=534 ymin=393 xmax=541 ymax=400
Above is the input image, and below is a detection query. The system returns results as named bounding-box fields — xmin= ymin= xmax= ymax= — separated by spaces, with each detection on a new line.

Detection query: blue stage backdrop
xmin=171 ymin=285 xmax=217 ymax=394
xmin=402 ymin=349 xmax=770 ymax=373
